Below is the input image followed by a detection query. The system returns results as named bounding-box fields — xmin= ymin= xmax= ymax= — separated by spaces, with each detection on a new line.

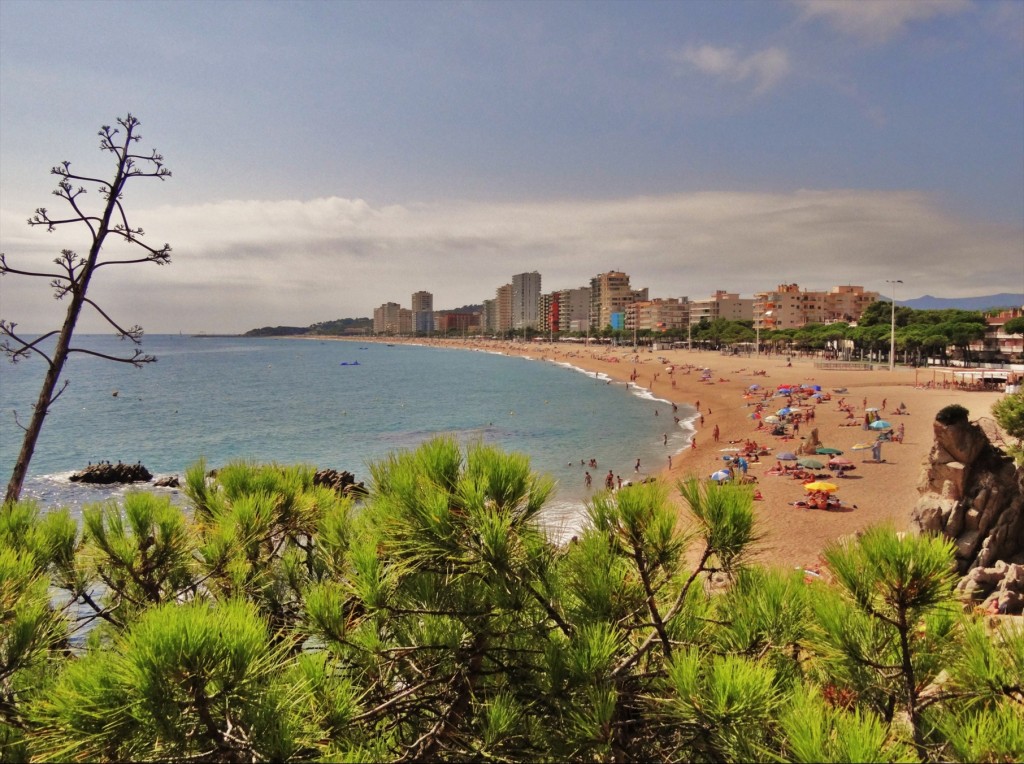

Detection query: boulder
xmin=910 ymin=500 xmax=944 ymax=533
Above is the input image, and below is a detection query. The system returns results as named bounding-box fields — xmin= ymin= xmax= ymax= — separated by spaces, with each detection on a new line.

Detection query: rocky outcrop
xmin=70 ymin=462 xmax=153 ymax=484
xmin=957 ymin=562 xmax=1024 ymax=614
xmin=911 ymin=407 xmax=1024 ymax=613
xmin=153 ymin=475 xmax=180 ymax=488
xmin=314 ymin=468 xmax=368 ymax=498
xmin=799 ymin=428 xmax=823 ymax=456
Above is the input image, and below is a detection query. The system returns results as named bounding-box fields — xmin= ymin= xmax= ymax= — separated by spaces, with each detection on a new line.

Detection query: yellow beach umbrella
xmin=804 ymin=481 xmax=839 ymax=493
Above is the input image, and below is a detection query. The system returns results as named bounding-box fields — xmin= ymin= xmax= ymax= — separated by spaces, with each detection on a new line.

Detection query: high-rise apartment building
xmin=511 ymin=271 xmax=542 ymax=330
xmin=689 ymin=291 xmax=753 ymax=325
xmin=540 ymin=291 xmax=558 ymax=335
xmin=373 ymin=302 xmax=412 ymax=335
xmin=495 ymin=283 xmax=514 ymax=334
xmin=753 ymin=284 xmax=878 ymax=330
xmin=589 ymin=271 xmax=648 ymax=330
xmin=481 ymin=299 xmax=497 ymax=335
xmin=411 ymin=291 xmax=433 ymax=334
xmin=558 ymin=287 xmax=591 ymax=332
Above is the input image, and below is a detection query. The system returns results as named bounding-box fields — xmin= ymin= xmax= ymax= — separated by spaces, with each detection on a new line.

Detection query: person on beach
xmin=691 ymin=437 xmax=697 ymax=450
xmin=663 ymin=433 xmax=668 ymax=445
xmin=635 ymin=458 xmax=641 ymax=473
xmin=713 ymin=424 xmax=720 ymax=442
xmin=605 ymin=470 xmax=614 ymax=489
xmin=585 ymin=471 xmax=592 ymax=488
xmin=667 ymin=454 xmax=672 ymax=469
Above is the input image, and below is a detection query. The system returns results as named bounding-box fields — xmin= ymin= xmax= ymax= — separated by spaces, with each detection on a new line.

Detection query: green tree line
xmin=582 ymin=304 xmax=1003 ymax=366
xmin=2 ymin=438 xmax=1020 ymax=762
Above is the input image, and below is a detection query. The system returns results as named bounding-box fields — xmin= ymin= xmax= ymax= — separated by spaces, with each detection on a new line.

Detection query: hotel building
xmin=689 ymin=291 xmax=754 ymax=325
xmin=753 ymin=284 xmax=878 ymax=331
xmin=627 ymin=297 xmax=690 ymax=333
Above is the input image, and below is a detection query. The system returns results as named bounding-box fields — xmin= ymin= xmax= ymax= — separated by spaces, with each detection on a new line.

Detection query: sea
xmin=0 ymin=335 xmax=697 ymax=542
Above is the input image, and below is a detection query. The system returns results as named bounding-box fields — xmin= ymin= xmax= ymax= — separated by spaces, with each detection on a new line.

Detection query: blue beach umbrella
xmin=710 ymin=470 xmax=731 ymax=482
xmin=777 ymin=407 xmax=792 ymax=416
xmin=777 ymin=452 xmax=797 ymax=461
xmin=869 ymin=420 xmax=892 ymax=430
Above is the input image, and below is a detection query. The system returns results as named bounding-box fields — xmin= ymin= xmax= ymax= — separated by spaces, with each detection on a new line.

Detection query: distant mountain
xmin=888 ymin=294 xmax=1024 ymax=312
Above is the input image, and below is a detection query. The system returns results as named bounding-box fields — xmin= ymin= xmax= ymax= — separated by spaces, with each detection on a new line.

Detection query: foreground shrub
xmin=1 ymin=438 xmax=1020 ymax=762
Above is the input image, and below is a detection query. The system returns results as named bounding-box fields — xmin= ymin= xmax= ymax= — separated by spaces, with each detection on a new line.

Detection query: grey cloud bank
xmin=1 ymin=188 xmax=1020 ymax=334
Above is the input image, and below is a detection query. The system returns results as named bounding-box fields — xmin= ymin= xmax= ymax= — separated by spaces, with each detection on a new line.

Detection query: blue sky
xmin=1 ymin=0 xmax=1022 ymax=333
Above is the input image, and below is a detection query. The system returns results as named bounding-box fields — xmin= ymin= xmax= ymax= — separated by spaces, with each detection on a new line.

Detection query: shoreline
xmin=329 ymin=335 xmax=1005 ymax=569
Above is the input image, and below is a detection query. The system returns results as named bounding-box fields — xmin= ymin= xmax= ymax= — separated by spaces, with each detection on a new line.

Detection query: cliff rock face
xmin=911 ymin=413 xmax=1024 ymax=613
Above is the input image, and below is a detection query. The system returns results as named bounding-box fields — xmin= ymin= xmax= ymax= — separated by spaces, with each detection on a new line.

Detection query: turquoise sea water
xmin=0 ymin=336 xmax=696 ymax=539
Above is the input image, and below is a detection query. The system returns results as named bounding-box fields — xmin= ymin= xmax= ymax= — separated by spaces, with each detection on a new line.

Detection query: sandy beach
xmin=368 ymin=337 xmax=1005 ymax=570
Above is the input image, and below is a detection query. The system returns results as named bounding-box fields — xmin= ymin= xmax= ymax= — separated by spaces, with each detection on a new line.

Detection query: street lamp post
xmin=887 ymin=279 xmax=903 ymax=371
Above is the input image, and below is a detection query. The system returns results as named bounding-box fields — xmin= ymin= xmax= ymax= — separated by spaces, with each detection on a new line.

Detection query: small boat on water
xmin=339 ymin=361 xmax=361 ymax=366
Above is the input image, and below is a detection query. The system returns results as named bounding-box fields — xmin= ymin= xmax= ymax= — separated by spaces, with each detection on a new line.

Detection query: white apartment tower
xmin=511 ymin=271 xmax=542 ymax=331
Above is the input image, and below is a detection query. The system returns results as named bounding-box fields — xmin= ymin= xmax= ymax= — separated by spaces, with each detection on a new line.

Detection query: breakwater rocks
xmin=911 ymin=405 xmax=1024 ymax=613
xmin=313 ymin=468 xmax=368 ymax=498
xmin=70 ymin=462 xmax=153 ymax=484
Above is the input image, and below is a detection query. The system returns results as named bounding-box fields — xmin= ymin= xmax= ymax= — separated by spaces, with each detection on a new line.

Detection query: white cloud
xmin=2 ymin=189 xmax=1020 ymax=335
xmin=672 ymin=44 xmax=791 ymax=94
xmin=794 ymin=0 xmax=972 ymax=43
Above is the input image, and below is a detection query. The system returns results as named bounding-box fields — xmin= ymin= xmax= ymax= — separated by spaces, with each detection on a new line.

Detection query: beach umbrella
xmin=763 ymin=415 xmax=780 ymax=424
xmin=869 ymin=420 xmax=892 ymax=430
xmin=811 ymin=392 xmax=824 ymax=398
xmin=777 ymin=452 xmax=797 ymax=461
xmin=815 ymin=447 xmax=843 ymax=455
xmin=710 ymin=470 xmax=731 ymax=482
xmin=865 ymin=407 xmax=879 ymax=412
xmin=748 ymin=384 xmax=761 ymax=390
xmin=851 ymin=442 xmax=874 ymax=451
xmin=797 ymin=458 xmax=824 ymax=469
xmin=828 ymin=457 xmax=853 ymax=466
xmin=804 ymin=481 xmax=838 ymax=493
xmin=777 ymin=407 xmax=792 ymax=416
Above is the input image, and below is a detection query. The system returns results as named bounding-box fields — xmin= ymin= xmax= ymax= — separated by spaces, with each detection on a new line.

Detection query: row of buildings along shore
xmin=373 ymin=270 xmax=882 ymax=337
